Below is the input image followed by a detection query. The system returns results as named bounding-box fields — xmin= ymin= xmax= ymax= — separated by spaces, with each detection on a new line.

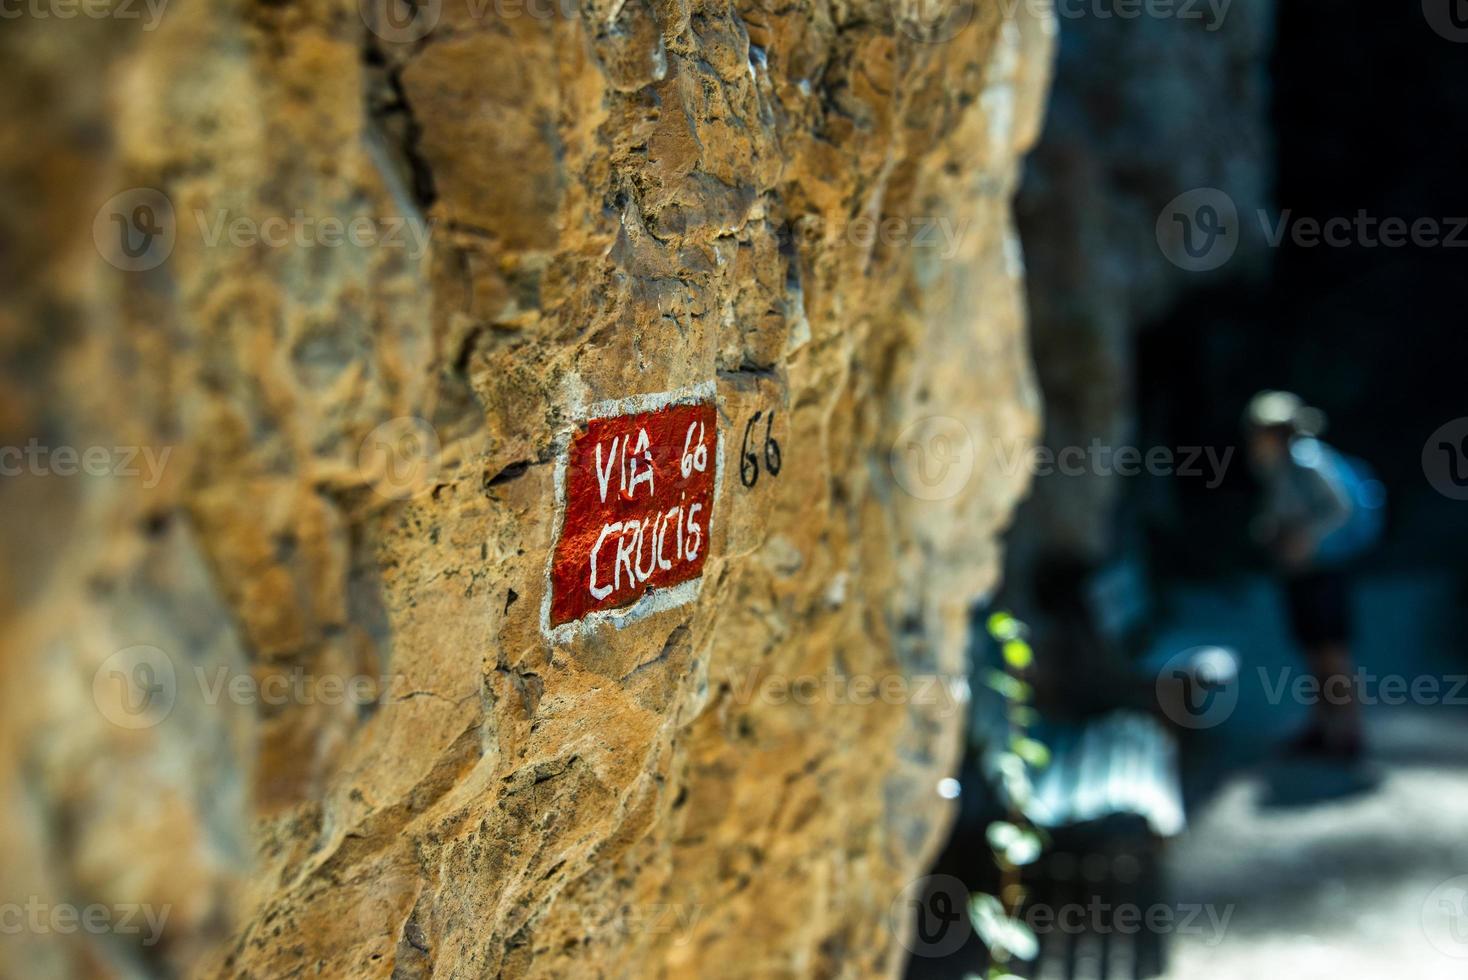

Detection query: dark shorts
xmin=1285 ymin=568 xmax=1353 ymax=648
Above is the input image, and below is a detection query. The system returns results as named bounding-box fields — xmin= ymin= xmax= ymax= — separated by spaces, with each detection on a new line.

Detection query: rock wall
xmin=0 ymin=0 xmax=1051 ymax=976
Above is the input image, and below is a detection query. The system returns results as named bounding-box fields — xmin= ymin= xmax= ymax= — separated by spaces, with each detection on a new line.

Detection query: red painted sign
xmin=549 ymin=397 xmax=718 ymax=628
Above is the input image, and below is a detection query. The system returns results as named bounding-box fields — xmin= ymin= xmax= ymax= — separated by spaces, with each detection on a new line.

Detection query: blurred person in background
xmin=1245 ymin=391 xmax=1384 ymax=760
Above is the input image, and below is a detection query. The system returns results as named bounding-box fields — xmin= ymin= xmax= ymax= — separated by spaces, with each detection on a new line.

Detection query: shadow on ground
xmin=1154 ymin=571 xmax=1468 ymax=979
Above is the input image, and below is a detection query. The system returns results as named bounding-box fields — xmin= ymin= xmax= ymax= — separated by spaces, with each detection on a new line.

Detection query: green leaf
xmin=986 ymin=611 xmax=1021 ymax=642
xmin=1007 ymin=705 xmax=1040 ymax=729
xmin=1010 ymin=737 xmax=1051 ymax=769
xmin=983 ymin=670 xmax=1032 ymax=703
xmin=1001 ymin=639 xmax=1033 ymax=670
xmin=996 ymin=755 xmax=1034 ymax=807
xmin=986 ymin=821 xmax=1022 ymax=850
xmin=1006 ymin=831 xmax=1043 ymax=867
xmin=986 ymin=819 xmax=1043 ymax=866
xmin=969 ymin=893 xmax=1039 ymax=962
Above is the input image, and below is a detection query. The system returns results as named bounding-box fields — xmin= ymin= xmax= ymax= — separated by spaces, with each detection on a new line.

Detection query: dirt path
xmin=1155 ymin=572 xmax=1468 ymax=979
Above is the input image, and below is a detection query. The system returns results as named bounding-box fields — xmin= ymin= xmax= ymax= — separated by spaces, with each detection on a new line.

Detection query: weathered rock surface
xmin=0 ymin=0 xmax=1051 ymax=975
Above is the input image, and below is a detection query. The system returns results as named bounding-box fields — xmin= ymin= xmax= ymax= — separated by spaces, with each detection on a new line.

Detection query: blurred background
xmin=912 ymin=1 xmax=1468 ymax=977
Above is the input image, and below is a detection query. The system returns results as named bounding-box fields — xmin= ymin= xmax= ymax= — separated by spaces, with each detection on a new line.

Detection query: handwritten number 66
xmin=739 ymin=411 xmax=782 ymax=488
xmin=680 ymin=421 xmax=709 ymax=478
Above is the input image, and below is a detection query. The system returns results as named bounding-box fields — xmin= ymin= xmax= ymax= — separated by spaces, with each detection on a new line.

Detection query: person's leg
xmin=1285 ymin=570 xmax=1361 ymax=755
xmin=1297 ymin=570 xmax=1362 ymax=755
xmin=1309 ymin=640 xmax=1362 ymax=754
xmin=1283 ymin=573 xmax=1325 ymax=747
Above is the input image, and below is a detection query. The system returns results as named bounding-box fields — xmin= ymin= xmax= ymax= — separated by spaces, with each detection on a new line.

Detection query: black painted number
xmin=740 ymin=410 xmax=782 ymax=488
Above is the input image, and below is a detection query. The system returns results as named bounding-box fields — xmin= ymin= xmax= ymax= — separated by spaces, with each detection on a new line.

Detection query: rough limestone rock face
xmin=0 ymin=1 xmax=1051 ymax=976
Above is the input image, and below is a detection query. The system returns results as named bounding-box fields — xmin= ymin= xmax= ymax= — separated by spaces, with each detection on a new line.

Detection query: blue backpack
xmin=1316 ymin=453 xmax=1386 ymax=563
